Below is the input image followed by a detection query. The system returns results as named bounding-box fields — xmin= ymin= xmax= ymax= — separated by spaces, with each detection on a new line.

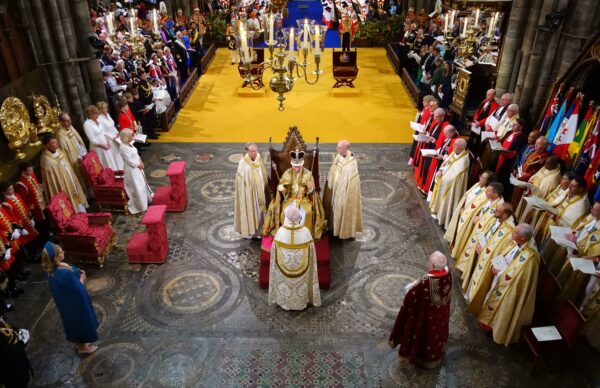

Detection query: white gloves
xmin=18 ymin=328 xmax=30 ymax=344
xmin=277 ymin=184 xmax=285 ymax=192
xmin=4 ymin=248 xmax=11 ymax=261
xmin=11 ymin=230 xmax=20 ymax=240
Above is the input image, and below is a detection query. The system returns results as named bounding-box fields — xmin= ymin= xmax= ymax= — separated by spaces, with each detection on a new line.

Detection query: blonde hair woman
xmin=83 ymin=104 xmax=123 ymax=170
xmin=42 ymin=241 xmax=99 ymax=355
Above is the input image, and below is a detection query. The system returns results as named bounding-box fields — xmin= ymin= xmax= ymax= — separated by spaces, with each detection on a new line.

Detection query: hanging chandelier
xmin=238 ymin=16 xmax=327 ymax=111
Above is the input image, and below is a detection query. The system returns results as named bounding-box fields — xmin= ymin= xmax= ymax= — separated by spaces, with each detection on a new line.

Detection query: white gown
xmin=152 ymin=86 xmax=172 ymax=114
xmin=84 ymin=118 xmax=123 ymax=171
xmin=98 ymin=114 xmax=124 ymax=170
xmin=119 ymin=143 xmax=154 ymax=214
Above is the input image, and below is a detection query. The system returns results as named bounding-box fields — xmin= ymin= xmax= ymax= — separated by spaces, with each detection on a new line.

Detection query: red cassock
xmin=511 ymin=151 xmax=548 ymax=208
xmin=118 ymin=109 xmax=137 ymax=133
xmin=411 ymin=113 xmax=435 ymax=167
xmin=0 ymin=208 xmax=22 ymax=271
xmin=415 ymin=120 xmax=448 ymax=192
xmin=14 ymin=173 xmax=46 ymax=223
xmin=473 ymin=98 xmax=499 ymax=128
xmin=1 ymin=194 xmax=38 ymax=245
xmin=495 ymin=132 xmax=527 ymax=175
xmin=423 ymin=134 xmax=459 ymax=193
xmin=409 ymin=107 xmax=432 ymax=163
xmin=389 ymin=268 xmax=452 ymax=369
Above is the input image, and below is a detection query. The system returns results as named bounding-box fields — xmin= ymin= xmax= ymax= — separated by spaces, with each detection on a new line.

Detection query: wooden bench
xmin=385 ymin=43 xmax=401 ymax=75
xmin=200 ymin=43 xmax=216 ymax=75
xmin=401 ymin=68 xmax=418 ymax=107
xmin=157 ymin=101 xmax=177 ymax=132
xmin=179 ymin=68 xmax=199 ymax=107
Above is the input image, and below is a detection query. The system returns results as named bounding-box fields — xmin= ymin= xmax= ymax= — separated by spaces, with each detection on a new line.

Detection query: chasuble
xmin=40 ymin=149 xmax=88 ymax=211
xmin=444 ymin=183 xmax=487 ymax=246
xmin=234 ymin=153 xmax=269 ymax=238
xmin=429 ymin=150 xmax=469 ymax=229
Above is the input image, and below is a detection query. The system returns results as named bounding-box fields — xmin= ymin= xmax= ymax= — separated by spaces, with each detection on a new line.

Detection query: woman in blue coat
xmin=42 ymin=241 xmax=99 ymax=355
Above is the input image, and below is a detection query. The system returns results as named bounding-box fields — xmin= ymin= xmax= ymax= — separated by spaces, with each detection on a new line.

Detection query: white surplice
xmin=84 ymin=118 xmax=124 ymax=170
xmin=119 ymin=143 xmax=154 ymax=214
xmin=97 ymin=114 xmax=124 ymax=170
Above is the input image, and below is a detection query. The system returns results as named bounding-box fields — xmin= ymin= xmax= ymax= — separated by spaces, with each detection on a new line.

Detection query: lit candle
xmin=107 ymin=12 xmax=114 ymax=35
xmin=153 ymin=10 xmax=159 ymax=34
xmin=269 ymin=14 xmax=274 ymax=44
xmin=303 ymin=20 xmax=309 ymax=47
xmin=444 ymin=14 xmax=448 ymax=33
xmin=474 ymin=9 xmax=480 ymax=27
xmin=314 ymin=26 xmax=320 ymax=54
xmin=462 ymin=17 xmax=468 ymax=37
xmin=130 ymin=15 xmax=136 ymax=37
xmin=449 ymin=10 xmax=455 ymax=31
xmin=240 ymin=27 xmax=249 ymax=62
xmin=289 ymin=28 xmax=295 ymax=58
xmin=487 ymin=16 xmax=494 ymax=37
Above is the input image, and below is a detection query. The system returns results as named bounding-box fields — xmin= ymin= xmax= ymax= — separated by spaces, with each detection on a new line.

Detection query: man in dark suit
xmin=133 ymin=70 xmax=159 ymax=140
xmin=173 ymin=31 xmax=189 ymax=81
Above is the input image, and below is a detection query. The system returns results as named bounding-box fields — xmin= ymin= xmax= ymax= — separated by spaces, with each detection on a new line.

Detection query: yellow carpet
xmin=158 ymin=48 xmax=416 ymax=144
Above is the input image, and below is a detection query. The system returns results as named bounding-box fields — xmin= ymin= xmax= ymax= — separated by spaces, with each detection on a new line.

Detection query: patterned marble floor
xmin=9 ymin=143 xmax=599 ymax=387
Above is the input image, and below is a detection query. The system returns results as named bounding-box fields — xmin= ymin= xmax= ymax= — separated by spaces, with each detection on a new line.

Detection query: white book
xmin=531 ymin=326 xmax=562 ymax=342
xmin=524 ymin=196 xmax=558 ymax=215
xmin=471 ymin=122 xmax=481 ymax=135
xmin=481 ymin=131 xmax=495 ymax=141
xmin=410 ymin=121 xmax=425 ymax=132
xmin=569 ymin=257 xmax=598 ymax=275
xmin=509 ymin=175 xmax=534 ymax=189
xmin=420 ymin=149 xmax=438 ymax=157
xmin=489 ymin=140 xmax=508 ymax=152
xmin=492 ymin=255 xmax=509 ymax=272
xmin=413 ymin=134 xmax=430 ymax=142
xmin=134 ymin=133 xmax=147 ymax=143
xmin=550 ymin=225 xmax=576 ymax=250
xmin=487 ymin=115 xmax=499 ymax=130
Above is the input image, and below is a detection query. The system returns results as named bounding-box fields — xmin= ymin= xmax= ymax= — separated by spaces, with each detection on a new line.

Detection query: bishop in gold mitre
xmin=56 ymin=112 xmax=88 ymax=190
xmin=234 ymin=142 xmax=269 ymax=238
xmin=322 ymin=140 xmax=363 ymax=239
xmin=263 ymin=148 xmax=325 ymax=239
xmin=40 ymin=135 xmax=88 ymax=213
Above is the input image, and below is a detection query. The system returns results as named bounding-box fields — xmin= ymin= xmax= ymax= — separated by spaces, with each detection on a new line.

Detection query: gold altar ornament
xmin=0 ymin=97 xmax=37 ymax=159
xmin=33 ymin=95 xmax=60 ymax=135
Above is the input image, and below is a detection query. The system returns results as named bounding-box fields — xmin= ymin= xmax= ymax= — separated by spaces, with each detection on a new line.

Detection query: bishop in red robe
xmin=409 ymin=97 xmax=436 ymax=164
xmin=423 ymin=125 xmax=459 ymax=195
xmin=414 ymin=108 xmax=448 ymax=192
xmin=511 ymin=136 xmax=549 ymax=208
xmin=468 ymin=89 xmax=499 ymax=156
xmin=389 ymin=251 xmax=452 ymax=369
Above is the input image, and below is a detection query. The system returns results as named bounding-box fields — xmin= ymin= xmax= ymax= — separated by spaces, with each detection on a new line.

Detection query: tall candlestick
xmin=315 ymin=27 xmax=320 ymax=54
xmin=487 ymin=16 xmax=494 ymax=37
xmin=269 ymin=14 xmax=274 ymax=44
xmin=462 ymin=18 xmax=468 ymax=37
xmin=289 ymin=28 xmax=295 ymax=58
xmin=107 ymin=12 xmax=114 ymax=35
xmin=152 ymin=10 xmax=159 ymax=34
xmin=444 ymin=14 xmax=448 ymax=33
xmin=449 ymin=10 xmax=455 ymax=31
xmin=474 ymin=9 xmax=480 ymax=27
xmin=130 ymin=17 xmax=136 ymax=37
xmin=240 ymin=29 xmax=249 ymax=62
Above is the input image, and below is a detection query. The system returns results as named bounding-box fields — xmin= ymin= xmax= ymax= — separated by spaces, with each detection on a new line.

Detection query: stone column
xmin=495 ymin=0 xmax=532 ymax=95
xmin=69 ymin=0 xmax=107 ymax=107
xmin=513 ymin=0 xmax=544 ymax=103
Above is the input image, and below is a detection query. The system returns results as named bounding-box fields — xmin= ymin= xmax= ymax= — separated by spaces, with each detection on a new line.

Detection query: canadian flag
xmin=551 ymin=95 xmax=581 ymax=158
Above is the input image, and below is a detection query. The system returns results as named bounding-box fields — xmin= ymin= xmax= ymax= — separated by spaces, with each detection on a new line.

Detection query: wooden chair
xmin=238 ymin=48 xmax=265 ymax=88
xmin=520 ymin=300 xmax=586 ymax=374
xmin=332 ymin=49 xmax=358 ymax=88
xmin=532 ymin=271 xmax=562 ymax=325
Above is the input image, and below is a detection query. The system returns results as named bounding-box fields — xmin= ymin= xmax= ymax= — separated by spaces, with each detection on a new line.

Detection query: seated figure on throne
xmin=263 ymin=149 xmax=326 ymax=240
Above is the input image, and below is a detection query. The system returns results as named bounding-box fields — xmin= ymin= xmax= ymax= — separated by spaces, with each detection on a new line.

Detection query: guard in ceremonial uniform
xmin=135 ymin=69 xmax=159 ymax=140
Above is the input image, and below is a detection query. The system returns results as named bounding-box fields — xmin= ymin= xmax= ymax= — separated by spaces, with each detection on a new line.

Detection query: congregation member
xmin=233 ymin=143 xmax=269 ymax=239
xmin=118 ymin=129 xmax=153 ymax=215
xmin=477 ymin=223 xmax=539 ymax=346
xmin=495 ymin=118 xmax=527 ymax=200
xmin=459 ymin=202 xmax=515 ymax=295
xmin=468 ymin=89 xmax=499 ymax=154
xmin=414 ymin=108 xmax=448 ymax=193
xmin=57 ymin=113 xmax=88 ymax=190
xmin=83 ymin=105 xmax=122 ymax=171
xmin=40 ymin=135 xmax=88 ymax=213
xmin=268 ymin=206 xmax=321 ymax=311
xmin=429 ymin=138 xmax=469 ymax=229
xmin=388 ymin=251 xmax=451 ymax=369
xmin=422 ymin=125 xmax=459 ymax=195
xmin=323 ymin=140 xmax=363 ymax=239
xmin=42 ymin=241 xmax=99 ymax=355
xmin=409 ymin=96 xmax=438 ymax=166
xmin=447 ymin=182 xmax=504 ymax=260
xmin=97 ymin=101 xmax=125 ymax=170
xmin=517 ymin=167 xmax=569 ymax=224
xmin=135 ymin=69 xmax=160 ymax=140
xmin=444 ymin=171 xmax=496 ymax=247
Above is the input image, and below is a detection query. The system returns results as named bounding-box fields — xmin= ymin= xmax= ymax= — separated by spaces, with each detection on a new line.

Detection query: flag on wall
xmin=568 ymin=104 xmax=596 ymax=160
xmin=540 ymin=84 xmax=564 ymax=134
xmin=550 ymin=95 xmax=581 ymax=157
xmin=546 ymin=88 xmax=574 ymax=142
xmin=583 ymin=118 xmax=600 ymax=185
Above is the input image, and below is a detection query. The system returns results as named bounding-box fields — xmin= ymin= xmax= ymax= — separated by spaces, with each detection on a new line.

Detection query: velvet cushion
xmin=96 ymin=168 xmax=115 ymax=185
xmin=65 ymin=214 xmax=90 ymax=234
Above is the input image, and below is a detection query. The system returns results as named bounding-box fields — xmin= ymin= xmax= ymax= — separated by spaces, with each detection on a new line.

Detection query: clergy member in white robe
xmin=83 ymin=105 xmax=122 ymax=171
xmin=118 ymin=129 xmax=153 ymax=215
xmin=268 ymin=206 xmax=321 ymax=311
xmin=323 ymin=140 xmax=363 ymax=239
xmin=234 ymin=143 xmax=269 ymax=239
xmin=97 ymin=102 xmax=124 ymax=170
xmin=429 ymin=138 xmax=469 ymax=229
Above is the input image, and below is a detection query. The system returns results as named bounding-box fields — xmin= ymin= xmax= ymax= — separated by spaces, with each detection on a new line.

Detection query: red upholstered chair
xmin=152 ymin=161 xmax=188 ymax=212
xmin=127 ymin=205 xmax=169 ymax=264
xmin=81 ymin=151 xmax=128 ymax=212
xmin=47 ymin=192 xmax=114 ymax=268
xmin=532 ymin=271 xmax=562 ymax=325
xmin=521 ymin=301 xmax=586 ymax=374
xmin=332 ymin=49 xmax=358 ymax=88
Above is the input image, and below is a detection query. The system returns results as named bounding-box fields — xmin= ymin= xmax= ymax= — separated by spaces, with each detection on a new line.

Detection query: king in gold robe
xmin=234 ymin=147 xmax=269 ymax=238
xmin=263 ymin=154 xmax=325 ymax=239
xmin=322 ymin=142 xmax=363 ymax=239
xmin=40 ymin=138 xmax=88 ymax=212
xmin=478 ymin=226 xmax=539 ymax=346
xmin=429 ymin=144 xmax=469 ymax=230
xmin=268 ymin=207 xmax=321 ymax=310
